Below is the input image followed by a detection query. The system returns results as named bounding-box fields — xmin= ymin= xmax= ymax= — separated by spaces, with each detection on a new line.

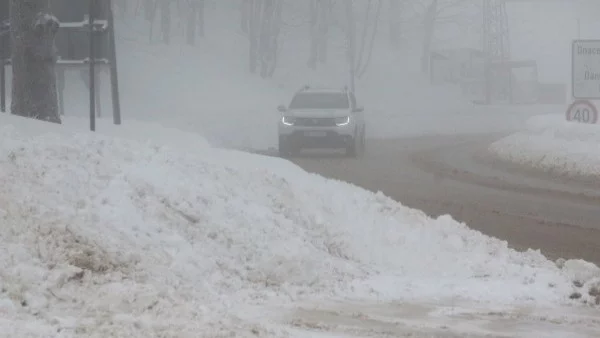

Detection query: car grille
xmin=294 ymin=117 xmax=336 ymax=127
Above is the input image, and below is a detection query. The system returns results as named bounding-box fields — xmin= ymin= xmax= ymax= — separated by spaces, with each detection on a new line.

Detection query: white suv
xmin=277 ymin=86 xmax=366 ymax=157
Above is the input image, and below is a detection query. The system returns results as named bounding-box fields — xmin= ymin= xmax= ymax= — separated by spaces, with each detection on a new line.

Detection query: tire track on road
xmin=282 ymin=134 xmax=600 ymax=264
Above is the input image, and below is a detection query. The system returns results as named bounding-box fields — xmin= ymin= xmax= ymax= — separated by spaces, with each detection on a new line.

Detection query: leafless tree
xmin=416 ymin=0 xmax=476 ymax=73
xmin=241 ymin=0 xmax=250 ymax=33
xmin=355 ymin=0 xmax=382 ymax=78
xmin=160 ymin=0 xmax=172 ymax=44
xmin=248 ymin=0 xmax=283 ymax=77
xmin=421 ymin=0 xmax=438 ymax=73
xmin=249 ymin=0 xmax=260 ymax=73
xmin=345 ymin=1 xmax=357 ymax=92
xmin=186 ymin=0 xmax=205 ymax=45
xmin=10 ymin=0 xmax=61 ymax=123
xmin=307 ymin=0 xmax=331 ymax=70
xmin=389 ymin=0 xmax=406 ymax=47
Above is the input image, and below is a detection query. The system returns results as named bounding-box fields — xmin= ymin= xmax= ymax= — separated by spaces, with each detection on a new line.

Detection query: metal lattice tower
xmin=482 ymin=0 xmax=510 ymax=62
xmin=482 ymin=0 xmax=512 ymax=103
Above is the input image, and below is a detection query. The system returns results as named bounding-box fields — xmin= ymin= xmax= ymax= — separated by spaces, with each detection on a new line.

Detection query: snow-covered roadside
xmin=488 ymin=114 xmax=600 ymax=179
xmin=1 ymin=113 xmax=600 ymax=337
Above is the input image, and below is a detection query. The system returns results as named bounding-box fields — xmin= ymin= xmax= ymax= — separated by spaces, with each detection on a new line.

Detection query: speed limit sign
xmin=566 ymin=100 xmax=598 ymax=124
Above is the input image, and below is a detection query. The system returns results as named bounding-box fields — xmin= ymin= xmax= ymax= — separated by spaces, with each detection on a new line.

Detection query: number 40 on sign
xmin=566 ymin=100 xmax=598 ymax=124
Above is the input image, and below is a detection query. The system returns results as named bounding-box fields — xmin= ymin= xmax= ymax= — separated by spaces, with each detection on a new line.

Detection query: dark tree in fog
xmin=241 ymin=0 xmax=250 ymax=33
xmin=160 ymin=0 xmax=172 ymax=44
xmin=186 ymin=0 xmax=205 ymax=45
xmin=308 ymin=0 xmax=331 ymax=70
xmin=345 ymin=1 xmax=356 ymax=93
xmin=248 ymin=0 xmax=282 ymax=77
xmin=355 ymin=0 xmax=382 ymax=79
xmin=389 ymin=0 xmax=404 ymax=47
xmin=421 ymin=0 xmax=438 ymax=73
xmin=420 ymin=0 xmax=476 ymax=73
xmin=10 ymin=0 xmax=61 ymax=123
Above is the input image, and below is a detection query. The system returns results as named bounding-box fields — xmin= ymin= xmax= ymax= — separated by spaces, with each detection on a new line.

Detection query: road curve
xmin=284 ymin=134 xmax=600 ymax=265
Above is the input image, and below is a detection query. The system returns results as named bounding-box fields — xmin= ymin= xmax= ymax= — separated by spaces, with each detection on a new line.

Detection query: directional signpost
xmin=570 ymin=40 xmax=600 ymax=124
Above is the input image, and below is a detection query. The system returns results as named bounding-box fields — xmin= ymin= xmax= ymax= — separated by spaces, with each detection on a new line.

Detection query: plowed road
xmin=283 ymin=133 xmax=600 ymax=264
xmin=252 ymin=133 xmax=600 ymax=337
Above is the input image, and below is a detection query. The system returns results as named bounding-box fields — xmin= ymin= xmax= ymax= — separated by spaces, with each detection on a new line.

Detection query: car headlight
xmin=281 ymin=116 xmax=295 ymax=126
xmin=335 ymin=116 xmax=350 ymax=126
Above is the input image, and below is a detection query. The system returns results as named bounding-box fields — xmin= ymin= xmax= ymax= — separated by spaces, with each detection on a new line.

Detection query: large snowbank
xmin=488 ymin=114 xmax=600 ymax=178
xmin=1 ymin=113 xmax=600 ymax=336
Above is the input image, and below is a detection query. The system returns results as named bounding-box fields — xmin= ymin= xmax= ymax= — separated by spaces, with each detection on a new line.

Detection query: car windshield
xmin=289 ymin=92 xmax=349 ymax=110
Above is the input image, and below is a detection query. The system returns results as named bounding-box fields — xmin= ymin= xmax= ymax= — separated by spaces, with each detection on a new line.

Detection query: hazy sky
xmin=509 ymin=2 xmax=590 ymax=83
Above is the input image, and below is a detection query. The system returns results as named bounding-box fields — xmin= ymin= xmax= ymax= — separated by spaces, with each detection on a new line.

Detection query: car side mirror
xmin=352 ymin=107 xmax=364 ymax=113
xmin=277 ymin=105 xmax=287 ymax=113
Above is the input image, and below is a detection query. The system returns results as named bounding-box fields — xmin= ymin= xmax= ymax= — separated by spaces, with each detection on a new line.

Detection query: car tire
xmin=278 ymin=136 xmax=291 ymax=157
xmin=360 ymin=128 xmax=366 ymax=154
xmin=279 ymin=136 xmax=299 ymax=158
xmin=345 ymin=136 xmax=357 ymax=158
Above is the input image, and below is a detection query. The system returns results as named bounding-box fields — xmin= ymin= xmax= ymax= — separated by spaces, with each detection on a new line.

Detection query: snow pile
xmin=1 ymin=114 xmax=600 ymax=336
xmin=488 ymin=114 xmax=600 ymax=178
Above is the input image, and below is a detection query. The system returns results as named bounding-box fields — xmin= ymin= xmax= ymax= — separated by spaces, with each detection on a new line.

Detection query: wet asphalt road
xmin=281 ymin=133 xmax=600 ymax=264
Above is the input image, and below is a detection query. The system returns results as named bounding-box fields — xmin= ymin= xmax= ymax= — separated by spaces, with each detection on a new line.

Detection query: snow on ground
xmin=488 ymin=114 xmax=600 ymax=179
xmin=1 ymin=113 xmax=600 ymax=336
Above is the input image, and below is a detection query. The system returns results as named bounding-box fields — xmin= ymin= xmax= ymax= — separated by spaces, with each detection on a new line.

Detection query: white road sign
xmin=572 ymin=40 xmax=600 ymax=99
xmin=566 ymin=100 xmax=598 ymax=124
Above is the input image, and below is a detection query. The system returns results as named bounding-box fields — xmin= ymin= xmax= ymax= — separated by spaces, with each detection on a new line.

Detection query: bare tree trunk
xmin=247 ymin=0 xmax=282 ymax=77
xmin=198 ymin=0 xmax=205 ymax=37
xmin=241 ymin=0 xmax=250 ymax=33
xmin=160 ymin=0 xmax=171 ymax=44
xmin=147 ymin=0 xmax=159 ymax=42
xmin=317 ymin=0 xmax=330 ymax=64
xmin=307 ymin=0 xmax=318 ymax=70
xmin=266 ymin=0 xmax=283 ymax=77
xmin=421 ymin=0 xmax=438 ymax=73
xmin=187 ymin=0 xmax=198 ymax=44
xmin=308 ymin=0 xmax=331 ymax=69
xmin=118 ymin=0 xmax=128 ymax=18
xmin=10 ymin=0 xmax=61 ymax=123
xmin=355 ymin=0 xmax=373 ymax=74
xmin=345 ymin=1 xmax=356 ymax=93
xmin=357 ymin=0 xmax=382 ymax=78
xmin=259 ymin=0 xmax=274 ymax=78
xmin=145 ymin=0 xmax=155 ymax=20
xmin=248 ymin=0 xmax=260 ymax=73
xmin=175 ymin=0 xmax=184 ymax=38
xmin=389 ymin=0 xmax=401 ymax=47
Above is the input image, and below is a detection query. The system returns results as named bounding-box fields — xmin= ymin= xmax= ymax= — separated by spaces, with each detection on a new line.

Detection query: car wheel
xmin=359 ymin=128 xmax=366 ymax=154
xmin=345 ymin=136 xmax=358 ymax=158
xmin=279 ymin=136 xmax=293 ymax=157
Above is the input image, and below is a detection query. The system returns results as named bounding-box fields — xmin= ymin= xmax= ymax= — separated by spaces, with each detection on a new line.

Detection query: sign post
xmin=566 ymin=100 xmax=598 ymax=124
xmin=1 ymin=16 xmax=8 ymax=113
xmin=0 ymin=52 xmax=5 ymax=113
xmin=572 ymin=40 xmax=600 ymax=99
xmin=570 ymin=40 xmax=600 ymax=124
xmin=88 ymin=0 xmax=96 ymax=132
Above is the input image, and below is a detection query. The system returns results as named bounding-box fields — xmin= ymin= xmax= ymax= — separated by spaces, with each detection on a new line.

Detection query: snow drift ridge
xmin=1 ymin=114 xmax=599 ymax=336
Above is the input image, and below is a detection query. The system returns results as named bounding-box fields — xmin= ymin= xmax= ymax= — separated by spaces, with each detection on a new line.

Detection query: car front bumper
xmin=279 ymin=130 xmax=354 ymax=149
